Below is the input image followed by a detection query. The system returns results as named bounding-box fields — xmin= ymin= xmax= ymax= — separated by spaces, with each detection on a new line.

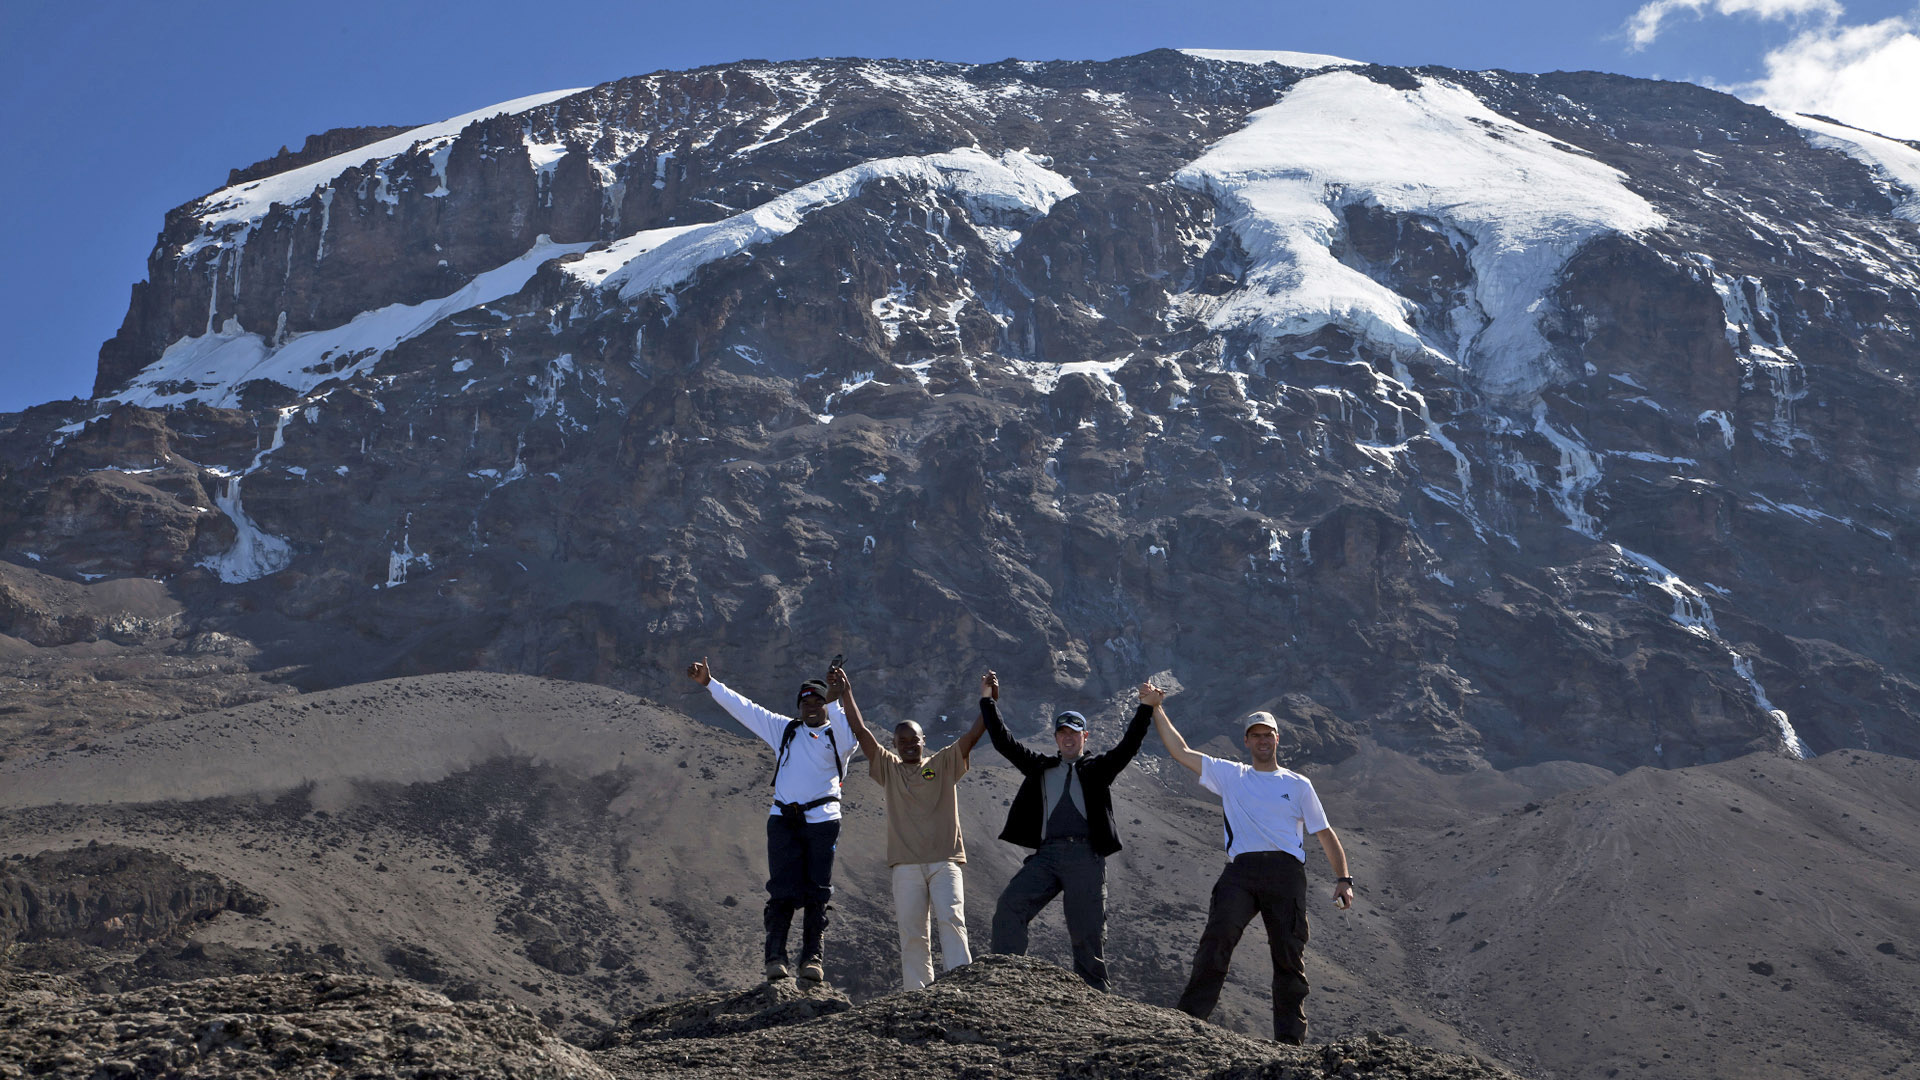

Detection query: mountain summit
xmin=1 ymin=48 xmax=1917 ymax=770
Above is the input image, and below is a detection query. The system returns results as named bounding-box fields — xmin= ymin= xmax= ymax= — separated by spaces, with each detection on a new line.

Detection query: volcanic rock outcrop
xmin=0 ymin=843 xmax=265 ymax=948
xmin=0 ymin=957 xmax=1519 ymax=1080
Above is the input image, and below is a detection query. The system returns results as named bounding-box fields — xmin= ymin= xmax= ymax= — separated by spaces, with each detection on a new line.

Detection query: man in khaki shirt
xmin=829 ymin=665 xmax=987 ymax=990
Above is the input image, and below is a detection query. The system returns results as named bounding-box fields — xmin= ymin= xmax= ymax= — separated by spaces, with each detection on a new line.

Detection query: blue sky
xmin=2 ymin=0 xmax=1915 ymax=413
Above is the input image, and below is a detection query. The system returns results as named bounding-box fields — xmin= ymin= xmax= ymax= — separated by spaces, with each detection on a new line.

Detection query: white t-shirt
xmin=708 ymin=680 xmax=851 ymax=823
xmin=1198 ymin=756 xmax=1331 ymax=862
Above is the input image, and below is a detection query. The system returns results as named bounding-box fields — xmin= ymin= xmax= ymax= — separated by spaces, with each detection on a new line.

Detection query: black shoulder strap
xmin=824 ymin=726 xmax=845 ymax=781
xmin=772 ymin=719 xmax=803 ymax=788
xmin=771 ymin=719 xmax=846 ymax=787
xmin=1222 ymin=810 xmax=1234 ymax=853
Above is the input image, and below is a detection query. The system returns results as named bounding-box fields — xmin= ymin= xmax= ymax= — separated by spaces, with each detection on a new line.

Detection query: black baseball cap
xmin=797 ymin=679 xmax=831 ymax=704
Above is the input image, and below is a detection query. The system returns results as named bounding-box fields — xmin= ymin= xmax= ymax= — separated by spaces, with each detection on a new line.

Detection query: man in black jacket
xmin=981 ymin=671 xmax=1157 ymax=991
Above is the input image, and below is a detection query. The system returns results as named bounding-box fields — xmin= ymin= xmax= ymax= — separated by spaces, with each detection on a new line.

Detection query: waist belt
xmin=1232 ymin=849 xmax=1304 ymax=866
xmin=775 ymin=795 xmax=840 ymax=821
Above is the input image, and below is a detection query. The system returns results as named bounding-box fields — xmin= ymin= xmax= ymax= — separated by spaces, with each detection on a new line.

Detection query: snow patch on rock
xmin=112 ymin=237 xmax=593 ymax=407
xmin=573 ymin=148 xmax=1076 ymax=302
xmin=180 ymin=88 xmax=587 ymax=256
xmin=1783 ymin=112 xmax=1920 ymax=222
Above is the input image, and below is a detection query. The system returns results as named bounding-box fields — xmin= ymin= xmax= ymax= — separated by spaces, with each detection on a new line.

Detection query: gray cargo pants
xmin=989 ymin=836 xmax=1109 ymax=991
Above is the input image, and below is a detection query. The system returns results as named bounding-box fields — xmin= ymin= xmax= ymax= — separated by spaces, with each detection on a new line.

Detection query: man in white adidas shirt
xmin=1148 ymin=691 xmax=1355 ymax=1045
xmin=686 ymin=656 xmax=852 ymax=984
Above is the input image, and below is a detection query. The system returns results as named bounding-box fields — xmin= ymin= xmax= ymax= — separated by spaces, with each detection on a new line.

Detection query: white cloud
xmin=1625 ymin=0 xmax=1842 ymax=50
xmin=1732 ymin=16 xmax=1920 ymax=141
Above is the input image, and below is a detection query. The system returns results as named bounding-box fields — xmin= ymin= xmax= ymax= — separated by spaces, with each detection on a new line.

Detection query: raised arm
xmin=1146 ymin=686 xmax=1203 ymax=776
xmin=827 ymin=665 xmax=882 ymax=761
xmin=981 ymin=676 xmax=1048 ymax=774
xmin=1085 ymin=683 xmax=1158 ymax=781
xmin=951 ymin=673 xmax=995 ymax=763
xmin=688 ymin=656 xmax=790 ymax=747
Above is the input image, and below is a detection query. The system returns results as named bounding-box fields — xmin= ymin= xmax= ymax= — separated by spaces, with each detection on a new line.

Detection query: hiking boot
xmin=764 ymin=958 xmax=791 ymax=981
xmin=797 ymin=957 xmax=825 ymax=983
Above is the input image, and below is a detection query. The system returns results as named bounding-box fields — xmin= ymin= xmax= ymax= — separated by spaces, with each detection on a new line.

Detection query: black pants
xmin=1177 ymin=850 xmax=1311 ymax=1043
xmin=989 ymin=838 xmax=1109 ymax=991
xmin=765 ymin=815 xmax=840 ymax=963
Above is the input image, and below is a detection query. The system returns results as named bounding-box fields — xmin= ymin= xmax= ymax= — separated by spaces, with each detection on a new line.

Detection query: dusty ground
xmin=2 ymin=672 xmax=1915 ymax=1078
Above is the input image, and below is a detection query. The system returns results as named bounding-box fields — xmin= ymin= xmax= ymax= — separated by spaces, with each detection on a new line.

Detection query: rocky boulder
xmin=0 ymin=970 xmax=609 ymax=1080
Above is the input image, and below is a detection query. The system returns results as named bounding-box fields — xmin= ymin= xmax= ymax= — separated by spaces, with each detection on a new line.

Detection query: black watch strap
xmin=1335 ymin=876 xmax=1354 ymax=884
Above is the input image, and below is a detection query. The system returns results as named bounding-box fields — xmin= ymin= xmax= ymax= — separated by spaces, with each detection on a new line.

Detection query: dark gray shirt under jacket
xmin=1042 ymin=762 xmax=1090 ymax=840
xmin=979 ymin=698 xmax=1153 ymax=857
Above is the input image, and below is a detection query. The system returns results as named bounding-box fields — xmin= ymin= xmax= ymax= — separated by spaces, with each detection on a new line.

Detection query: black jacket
xmin=981 ymin=697 xmax=1155 ymax=857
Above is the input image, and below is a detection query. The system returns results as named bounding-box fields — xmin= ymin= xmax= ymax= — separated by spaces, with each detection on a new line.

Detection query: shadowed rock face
xmin=0 ymin=844 xmax=265 ymax=947
xmin=1 ymin=50 xmax=1917 ymax=775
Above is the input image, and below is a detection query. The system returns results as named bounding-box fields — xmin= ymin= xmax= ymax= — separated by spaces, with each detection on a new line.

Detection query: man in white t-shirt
xmin=1147 ymin=689 xmax=1354 ymax=1044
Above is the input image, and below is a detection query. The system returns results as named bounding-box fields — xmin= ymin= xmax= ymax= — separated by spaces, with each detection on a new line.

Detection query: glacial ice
xmin=1175 ymin=71 xmax=1666 ymax=400
xmin=1179 ymin=49 xmax=1361 ymax=69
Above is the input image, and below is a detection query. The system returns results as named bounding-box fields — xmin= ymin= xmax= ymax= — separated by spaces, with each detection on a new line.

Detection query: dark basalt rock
xmin=592 ymin=977 xmax=852 ymax=1046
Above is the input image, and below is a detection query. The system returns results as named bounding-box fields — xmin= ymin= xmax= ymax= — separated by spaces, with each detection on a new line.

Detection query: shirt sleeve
xmin=1298 ymin=777 xmax=1331 ymax=834
xmin=947 ymin=740 xmax=971 ymax=781
xmin=707 ymin=679 xmax=790 ymax=748
xmin=1196 ymin=754 xmax=1228 ymax=797
xmin=868 ymin=744 xmax=899 ymax=781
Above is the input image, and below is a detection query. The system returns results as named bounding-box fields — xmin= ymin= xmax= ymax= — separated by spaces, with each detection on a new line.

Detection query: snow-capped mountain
xmin=3 ymin=49 xmax=1917 ymax=770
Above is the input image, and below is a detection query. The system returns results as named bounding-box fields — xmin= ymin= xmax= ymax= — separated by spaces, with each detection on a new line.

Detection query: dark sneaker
xmin=765 ymin=958 xmax=791 ymax=981
xmin=797 ymin=958 xmax=824 ymax=983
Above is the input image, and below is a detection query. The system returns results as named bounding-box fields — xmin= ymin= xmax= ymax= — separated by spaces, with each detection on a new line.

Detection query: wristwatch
xmin=1335 ymin=876 xmax=1354 ymax=885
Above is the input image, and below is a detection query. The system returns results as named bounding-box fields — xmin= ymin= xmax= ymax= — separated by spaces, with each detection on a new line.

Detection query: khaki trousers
xmin=891 ymin=860 xmax=971 ymax=989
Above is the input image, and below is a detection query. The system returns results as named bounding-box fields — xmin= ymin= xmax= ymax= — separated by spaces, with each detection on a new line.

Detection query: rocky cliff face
xmin=3 ymin=48 xmax=1918 ymax=771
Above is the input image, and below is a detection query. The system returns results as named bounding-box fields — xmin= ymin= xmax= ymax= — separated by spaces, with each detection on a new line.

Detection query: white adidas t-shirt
xmin=1198 ymin=756 xmax=1330 ymax=862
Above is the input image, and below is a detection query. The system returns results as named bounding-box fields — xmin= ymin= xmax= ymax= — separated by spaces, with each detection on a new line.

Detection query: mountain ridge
xmin=2 ymin=46 xmax=1917 ymax=778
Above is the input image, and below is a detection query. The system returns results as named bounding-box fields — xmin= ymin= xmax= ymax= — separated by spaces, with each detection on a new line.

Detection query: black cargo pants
xmin=1176 ymin=850 xmax=1311 ymax=1044
xmin=765 ymin=815 xmax=840 ymax=964
xmin=989 ymin=836 xmax=1110 ymax=991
